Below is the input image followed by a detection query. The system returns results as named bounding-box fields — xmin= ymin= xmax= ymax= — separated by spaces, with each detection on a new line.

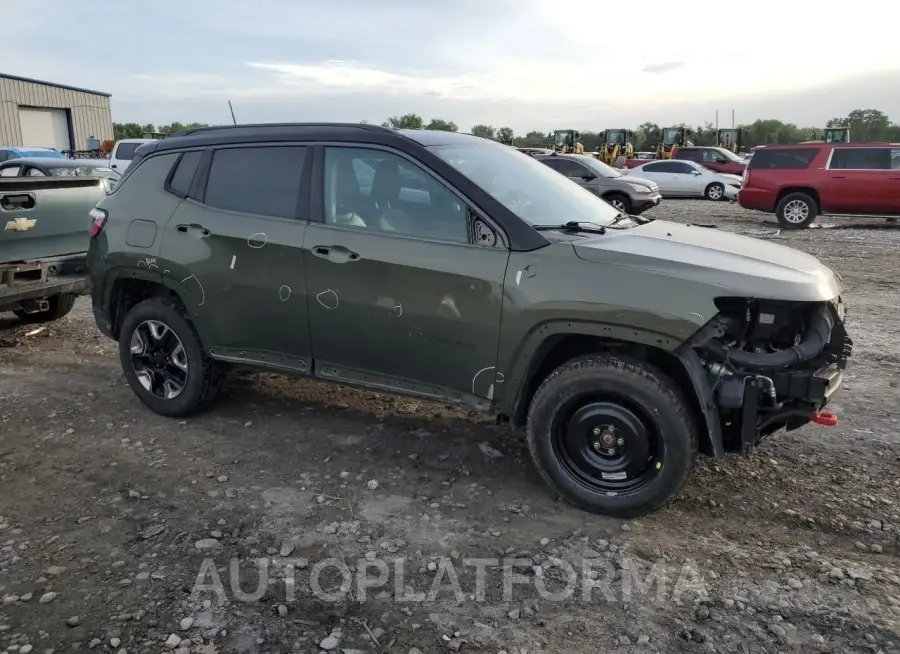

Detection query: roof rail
xmin=167 ymin=122 xmax=397 ymax=138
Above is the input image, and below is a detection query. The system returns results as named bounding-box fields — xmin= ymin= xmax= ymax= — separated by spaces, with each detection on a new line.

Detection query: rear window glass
xmin=167 ymin=150 xmax=203 ymax=196
xmin=114 ymin=143 xmax=142 ymax=160
xmin=748 ymin=148 xmax=818 ymax=170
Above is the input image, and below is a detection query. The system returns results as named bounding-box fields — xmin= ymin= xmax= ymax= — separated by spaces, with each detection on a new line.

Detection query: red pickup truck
xmin=738 ymin=143 xmax=900 ymax=228
xmin=623 ymin=146 xmax=747 ymax=175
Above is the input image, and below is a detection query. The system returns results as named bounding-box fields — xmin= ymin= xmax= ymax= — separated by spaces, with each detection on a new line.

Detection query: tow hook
xmin=811 ymin=410 xmax=838 ymax=426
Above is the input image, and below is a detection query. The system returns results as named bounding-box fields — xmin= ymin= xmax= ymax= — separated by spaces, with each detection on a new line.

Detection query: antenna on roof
xmin=228 ymin=101 xmax=237 ymax=125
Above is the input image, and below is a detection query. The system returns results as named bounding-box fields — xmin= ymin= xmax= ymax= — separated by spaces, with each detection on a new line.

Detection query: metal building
xmin=0 ymin=73 xmax=114 ymax=152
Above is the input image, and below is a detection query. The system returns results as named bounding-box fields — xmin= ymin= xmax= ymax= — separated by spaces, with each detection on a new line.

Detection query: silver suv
xmin=536 ymin=153 xmax=661 ymax=214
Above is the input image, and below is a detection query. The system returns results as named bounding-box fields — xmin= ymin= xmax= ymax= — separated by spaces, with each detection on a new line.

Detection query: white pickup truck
xmin=108 ymin=138 xmax=157 ymax=174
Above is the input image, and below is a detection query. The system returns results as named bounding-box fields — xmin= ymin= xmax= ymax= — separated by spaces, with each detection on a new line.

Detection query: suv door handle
xmin=312 ymin=245 xmax=360 ymax=263
xmin=176 ymin=223 xmax=210 ymax=237
xmin=831 ymin=174 xmax=846 ymax=179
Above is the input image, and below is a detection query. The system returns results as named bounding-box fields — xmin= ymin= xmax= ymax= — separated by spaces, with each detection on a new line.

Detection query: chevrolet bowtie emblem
xmin=5 ymin=217 xmax=37 ymax=232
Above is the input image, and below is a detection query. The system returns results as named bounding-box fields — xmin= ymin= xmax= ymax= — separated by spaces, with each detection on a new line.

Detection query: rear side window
xmin=541 ymin=158 xmax=589 ymax=177
xmin=107 ymin=153 xmax=180 ymax=196
xmin=167 ymin=150 xmax=202 ymax=197
xmin=643 ymin=161 xmax=679 ymax=173
xmin=203 ymin=146 xmax=307 ymax=219
xmin=114 ymin=143 xmax=142 ymax=160
xmin=829 ymin=147 xmax=891 ymax=170
xmin=748 ymin=148 xmax=818 ymax=170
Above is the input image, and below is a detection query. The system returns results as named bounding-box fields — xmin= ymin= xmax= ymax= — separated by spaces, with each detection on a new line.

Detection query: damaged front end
xmin=689 ymin=296 xmax=852 ymax=452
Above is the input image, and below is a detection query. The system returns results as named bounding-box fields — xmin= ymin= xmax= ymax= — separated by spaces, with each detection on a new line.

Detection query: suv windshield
xmin=578 ymin=156 xmax=623 ymax=178
xmin=431 ymin=142 xmax=620 ymax=228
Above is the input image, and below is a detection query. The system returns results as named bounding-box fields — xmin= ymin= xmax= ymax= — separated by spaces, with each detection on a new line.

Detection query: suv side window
xmin=323 ymin=147 xmax=469 ymax=244
xmin=166 ymin=150 xmax=203 ymax=197
xmin=204 ymin=146 xmax=307 ymax=219
xmin=677 ymin=149 xmax=701 ymax=162
xmin=0 ymin=164 xmax=21 ymax=176
xmin=892 ymin=149 xmax=900 ymax=170
xmin=829 ymin=147 xmax=891 ymax=170
xmin=543 ymin=158 xmax=590 ymax=177
xmin=0 ymin=150 xmax=8 ymax=162
xmin=748 ymin=148 xmax=818 ymax=170
xmin=701 ymin=149 xmax=724 ymax=163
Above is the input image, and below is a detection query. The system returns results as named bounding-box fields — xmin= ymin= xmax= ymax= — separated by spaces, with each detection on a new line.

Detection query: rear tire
xmin=704 ymin=182 xmax=725 ymax=201
xmin=14 ymin=293 xmax=77 ymax=324
xmin=775 ymin=192 xmax=818 ymax=229
xmin=605 ymin=193 xmax=632 ymax=214
xmin=526 ymin=354 xmax=697 ymax=518
xmin=118 ymin=297 xmax=225 ymax=417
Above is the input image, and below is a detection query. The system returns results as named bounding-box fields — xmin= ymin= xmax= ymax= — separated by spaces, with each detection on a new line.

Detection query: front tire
xmin=14 ymin=293 xmax=77 ymax=324
xmin=704 ymin=182 xmax=725 ymax=201
xmin=605 ymin=193 xmax=632 ymax=214
xmin=526 ymin=355 xmax=697 ymax=518
xmin=118 ymin=297 xmax=224 ymax=417
xmin=775 ymin=192 xmax=818 ymax=228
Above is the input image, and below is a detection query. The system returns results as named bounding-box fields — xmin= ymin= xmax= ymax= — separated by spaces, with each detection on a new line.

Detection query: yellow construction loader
xmin=655 ymin=127 xmax=691 ymax=159
xmin=549 ymin=130 xmax=584 ymax=154
xmin=598 ymin=129 xmax=633 ymax=167
xmin=717 ymin=128 xmax=742 ymax=153
xmin=802 ymin=127 xmax=850 ymax=144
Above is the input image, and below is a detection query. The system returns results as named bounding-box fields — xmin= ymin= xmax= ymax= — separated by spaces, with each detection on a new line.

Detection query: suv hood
xmin=616 ymin=174 xmax=658 ymax=190
xmin=573 ymin=220 xmax=841 ymax=302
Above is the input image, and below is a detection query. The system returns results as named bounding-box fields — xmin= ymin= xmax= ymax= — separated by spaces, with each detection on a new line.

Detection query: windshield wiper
xmin=532 ymin=221 xmax=607 ymax=235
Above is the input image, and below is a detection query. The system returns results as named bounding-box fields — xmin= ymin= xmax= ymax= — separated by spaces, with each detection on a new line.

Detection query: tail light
xmin=89 ymin=207 xmax=108 ymax=239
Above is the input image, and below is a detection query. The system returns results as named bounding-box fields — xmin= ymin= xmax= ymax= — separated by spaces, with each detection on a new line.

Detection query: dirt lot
xmin=1 ymin=201 xmax=899 ymax=654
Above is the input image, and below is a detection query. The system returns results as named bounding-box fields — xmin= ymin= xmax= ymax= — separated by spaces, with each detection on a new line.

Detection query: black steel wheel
xmin=551 ymin=394 xmax=663 ymax=495
xmin=526 ymin=354 xmax=697 ymax=518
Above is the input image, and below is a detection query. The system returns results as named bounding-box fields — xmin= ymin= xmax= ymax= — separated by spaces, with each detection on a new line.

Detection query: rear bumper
xmin=0 ymin=254 xmax=89 ymax=311
xmin=737 ymin=188 xmax=776 ymax=212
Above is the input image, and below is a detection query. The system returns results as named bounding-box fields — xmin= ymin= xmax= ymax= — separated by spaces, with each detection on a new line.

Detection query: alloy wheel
xmin=129 ymin=320 xmax=189 ymax=399
xmin=783 ymin=199 xmax=810 ymax=224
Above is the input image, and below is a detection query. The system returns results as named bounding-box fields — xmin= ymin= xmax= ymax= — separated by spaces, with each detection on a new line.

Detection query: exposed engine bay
xmin=690 ymin=297 xmax=852 ymax=451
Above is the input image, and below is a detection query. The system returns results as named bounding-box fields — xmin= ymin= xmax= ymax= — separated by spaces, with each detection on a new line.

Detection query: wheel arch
xmin=775 ymin=187 xmax=820 ymax=211
xmin=103 ymin=268 xmax=202 ymax=342
xmin=501 ymin=325 xmax=722 ymax=458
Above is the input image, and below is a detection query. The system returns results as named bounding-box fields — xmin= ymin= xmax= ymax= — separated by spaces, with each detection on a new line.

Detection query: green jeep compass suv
xmin=87 ymin=123 xmax=852 ymax=517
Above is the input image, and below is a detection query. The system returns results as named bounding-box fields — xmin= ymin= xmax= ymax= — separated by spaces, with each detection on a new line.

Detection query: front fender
xmin=495 ymin=317 xmax=688 ymax=416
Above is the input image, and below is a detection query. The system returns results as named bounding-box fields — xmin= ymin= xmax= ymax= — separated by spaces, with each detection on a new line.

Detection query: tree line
xmin=114 ymin=109 xmax=899 ymax=151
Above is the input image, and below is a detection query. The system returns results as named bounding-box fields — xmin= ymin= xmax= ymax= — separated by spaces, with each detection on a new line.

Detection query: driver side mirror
xmin=714 ymin=157 xmax=727 ymax=164
xmin=691 ymin=170 xmax=702 ymax=175
xmin=580 ymin=174 xmax=596 ymax=181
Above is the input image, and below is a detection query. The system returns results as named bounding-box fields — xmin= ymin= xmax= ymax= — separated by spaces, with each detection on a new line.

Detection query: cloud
xmin=641 ymin=62 xmax=687 ymax=74
xmin=1 ymin=0 xmax=899 ymax=131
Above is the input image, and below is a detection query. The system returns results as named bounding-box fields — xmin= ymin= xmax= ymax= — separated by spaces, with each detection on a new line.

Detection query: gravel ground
xmin=1 ymin=200 xmax=899 ymax=654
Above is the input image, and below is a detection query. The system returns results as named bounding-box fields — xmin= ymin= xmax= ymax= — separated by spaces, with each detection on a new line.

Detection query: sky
xmin=4 ymin=0 xmax=900 ymax=132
